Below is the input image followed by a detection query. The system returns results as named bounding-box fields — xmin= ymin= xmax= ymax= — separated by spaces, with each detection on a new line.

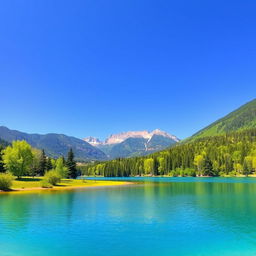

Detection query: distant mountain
xmin=84 ymin=129 xmax=180 ymax=158
xmin=189 ymin=98 xmax=256 ymax=140
xmin=0 ymin=126 xmax=107 ymax=161
xmin=84 ymin=136 xmax=102 ymax=146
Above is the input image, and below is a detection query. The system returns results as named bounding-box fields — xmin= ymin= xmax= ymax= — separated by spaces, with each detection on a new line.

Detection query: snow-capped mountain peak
xmin=83 ymin=136 xmax=102 ymax=146
xmin=83 ymin=129 xmax=179 ymax=146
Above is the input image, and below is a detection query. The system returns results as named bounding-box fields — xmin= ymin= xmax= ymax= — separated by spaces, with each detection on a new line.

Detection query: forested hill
xmin=189 ymin=98 xmax=256 ymax=140
xmin=83 ymin=129 xmax=256 ymax=177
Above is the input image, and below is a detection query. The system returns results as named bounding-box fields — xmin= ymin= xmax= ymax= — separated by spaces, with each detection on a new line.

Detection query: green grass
xmin=10 ymin=177 xmax=127 ymax=191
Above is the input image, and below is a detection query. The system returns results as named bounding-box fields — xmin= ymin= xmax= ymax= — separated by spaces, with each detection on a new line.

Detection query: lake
xmin=1 ymin=177 xmax=256 ymax=256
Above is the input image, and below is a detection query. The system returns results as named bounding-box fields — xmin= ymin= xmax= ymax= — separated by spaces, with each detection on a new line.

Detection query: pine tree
xmin=0 ymin=147 xmax=5 ymax=173
xmin=66 ymin=148 xmax=77 ymax=179
xmin=38 ymin=149 xmax=47 ymax=176
xmin=61 ymin=156 xmax=66 ymax=166
xmin=202 ymin=156 xmax=214 ymax=176
xmin=243 ymin=160 xmax=250 ymax=176
xmin=46 ymin=157 xmax=53 ymax=171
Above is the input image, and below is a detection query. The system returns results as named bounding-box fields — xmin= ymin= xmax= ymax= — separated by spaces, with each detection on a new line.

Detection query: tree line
xmin=82 ymin=129 xmax=256 ymax=177
xmin=0 ymin=140 xmax=79 ymax=179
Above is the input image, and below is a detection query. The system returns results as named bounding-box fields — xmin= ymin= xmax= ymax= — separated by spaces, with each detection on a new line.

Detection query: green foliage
xmin=0 ymin=173 xmax=14 ymax=191
xmin=43 ymin=170 xmax=61 ymax=186
xmin=202 ymin=156 xmax=214 ymax=176
xmin=66 ymin=149 xmax=78 ymax=179
xmin=0 ymin=139 xmax=9 ymax=173
xmin=0 ymin=147 xmax=5 ymax=173
xmin=194 ymin=154 xmax=204 ymax=176
xmin=144 ymin=158 xmax=154 ymax=175
xmin=46 ymin=157 xmax=53 ymax=171
xmin=38 ymin=149 xmax=47 ymax=176
xmin=29 ymin=148 xmax=41 ymax=177
xmin=55 ymin=157 xmax=68 ymax=178
xmin=40 ymin=179 xmax=53 ymax=188
xmin=85 ymin=129 xmax=256 ymax=177
xmin=2 ymin=140 xmax=34 ymax=178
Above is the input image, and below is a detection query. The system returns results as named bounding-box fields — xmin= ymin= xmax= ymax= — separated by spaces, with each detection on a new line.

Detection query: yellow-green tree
xmin=252 ymin=156 xmax=256 ymax=172
xmin=30 ymin=148 xmax=41 ymax=177
xmin=144 ymin=158 xmax=154 ymax=175
xmin=158 ymin=157 xmax=165 ymax=175
xmin=194 ymin=154 xmax=204 ymax=176
xmin=3 ymin=140 xmax=33 ymax=178
xmin=55 ymin=157 xmax=68 ymax=178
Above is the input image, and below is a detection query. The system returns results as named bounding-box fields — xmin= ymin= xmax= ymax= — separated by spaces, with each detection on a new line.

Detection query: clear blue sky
xmin=0 ymin=0 xmax=255 ymax=140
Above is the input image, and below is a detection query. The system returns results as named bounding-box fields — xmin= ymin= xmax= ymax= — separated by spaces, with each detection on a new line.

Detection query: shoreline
xmin=84 ymin=175 xmax=256 ymax=178
xmin=0 ymin=180 xmax=133 ymax=194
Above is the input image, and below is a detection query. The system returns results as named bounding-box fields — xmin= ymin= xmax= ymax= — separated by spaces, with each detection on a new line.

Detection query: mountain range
xmin=0 ymin=126 xmax=107 ymax=161
xmin=0 ymin=126 xmax=179 ymax=161
xmin=84 ymin=129 xmax=180 ymax=159
xmin=1 ymin=98 xmax=255 ymax=161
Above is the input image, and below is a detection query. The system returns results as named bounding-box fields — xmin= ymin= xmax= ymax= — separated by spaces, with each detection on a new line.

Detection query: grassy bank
xmin=0 ymin=177 xmax=129 ymax=193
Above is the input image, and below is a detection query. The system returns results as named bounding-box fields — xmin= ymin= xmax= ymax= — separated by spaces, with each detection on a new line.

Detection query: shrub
xmin=0 ymin=173 xmax=14 ymax=191
xmin=229 ymin=170 xmax=237 ymax=177
xmin=184 ymin=168 xmax=196 ymax=177
xmin=43 ymin=170 xmax=61 ymax=186
xmin=40 ymin=180 xmax=53 ymax=188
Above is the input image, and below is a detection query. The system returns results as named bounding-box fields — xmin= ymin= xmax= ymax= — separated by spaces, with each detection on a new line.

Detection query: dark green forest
xmin=82 ymin=129 xmax=256 ymax=177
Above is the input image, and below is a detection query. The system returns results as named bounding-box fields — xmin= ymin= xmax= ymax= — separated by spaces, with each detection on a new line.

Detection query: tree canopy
xmin=2 ymin=140 xmax=34 ymax=178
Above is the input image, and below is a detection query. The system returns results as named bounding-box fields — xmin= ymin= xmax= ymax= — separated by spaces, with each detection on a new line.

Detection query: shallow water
xmin=1 ymin=177 xmax=256 ymax=256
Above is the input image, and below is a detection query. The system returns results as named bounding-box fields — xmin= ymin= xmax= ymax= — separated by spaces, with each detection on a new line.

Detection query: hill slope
xmin=0 ymin=126 xmax=107 ymax=161
xmin=190 ymin=98 xmax=256 ymax=140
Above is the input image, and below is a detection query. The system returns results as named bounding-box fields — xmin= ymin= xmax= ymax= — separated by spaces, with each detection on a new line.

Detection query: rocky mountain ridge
xmin=84 ymin=129 xmax=179 ymax=146
xmin=84 ymin=129 xmax=180 ymax=159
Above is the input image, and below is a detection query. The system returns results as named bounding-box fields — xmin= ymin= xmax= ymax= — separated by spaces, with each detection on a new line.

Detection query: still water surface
xmin=1 ymin=177 xmax=256 ymax=256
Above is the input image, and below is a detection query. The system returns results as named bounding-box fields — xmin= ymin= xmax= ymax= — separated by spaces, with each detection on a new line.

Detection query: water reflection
xmin=1 ymin=180 xmax=256 ymax=256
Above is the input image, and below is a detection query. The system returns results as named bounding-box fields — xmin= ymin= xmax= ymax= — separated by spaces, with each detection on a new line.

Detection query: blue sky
xmin=0 ymin=0 xmax=255 ymax=140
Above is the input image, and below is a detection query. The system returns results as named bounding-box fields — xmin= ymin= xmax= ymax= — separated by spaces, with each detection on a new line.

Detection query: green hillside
xmin=190 ymin=98 xmax=256 ymax=140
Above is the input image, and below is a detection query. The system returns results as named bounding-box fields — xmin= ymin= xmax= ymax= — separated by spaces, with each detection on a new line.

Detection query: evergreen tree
xmin=202 ymin=156 xmax=214 ymax=176
xmin=0 ymin=147 xmax=5 ymax=173
xmin=38 ymin=149 xmax=47 ymax=176
xmin=61 ymin=156 xmax=66 ymax=165
xmin=46 ymin=157 xmax=53 ymax=171
xmin=243 ymin=160 xmax=250 ymax=176
xmin=66 ymin=148 xmax=77 ymax=179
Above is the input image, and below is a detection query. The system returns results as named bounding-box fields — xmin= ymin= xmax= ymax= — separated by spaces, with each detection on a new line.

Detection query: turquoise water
xmin=1 ymin=177 xmax=256 ymax=256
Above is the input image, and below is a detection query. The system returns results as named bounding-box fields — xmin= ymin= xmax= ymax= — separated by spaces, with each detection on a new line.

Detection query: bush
xmin=40 ymin=180 xmax=53 ymax=188
xmin=229 ymin=170 xmax=238 ymax=177
xmin=43 ymin=170 xmax=61 ymax=186
xmin=184 ymin=168 xmax=196 ymax=177
xmin=0 ymin=173 xmax=14 ymax=191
